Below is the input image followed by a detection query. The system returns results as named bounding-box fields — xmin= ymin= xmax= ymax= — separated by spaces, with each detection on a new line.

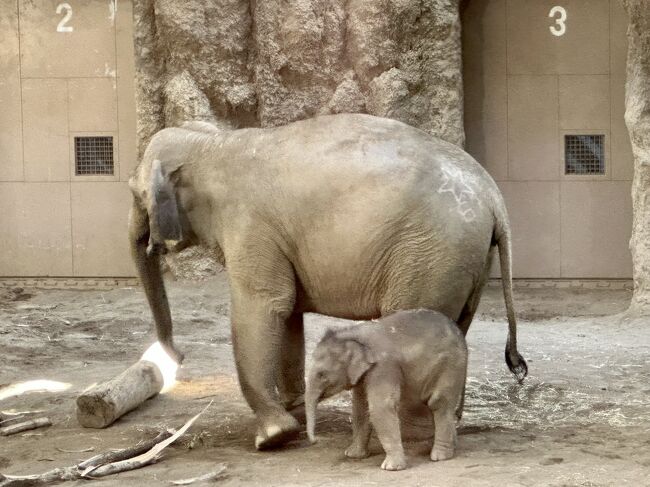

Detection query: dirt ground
xmin=1 ymin=274 xmax=649 ymax=486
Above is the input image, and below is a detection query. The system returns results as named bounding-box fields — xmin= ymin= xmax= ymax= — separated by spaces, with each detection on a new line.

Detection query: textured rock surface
xmin=623 ymin=1 xmax=650 ymax=314
xmin=132 ymin=0 xmax=464 ymax=280
xmin=133 ymin=0 xmax=464 ymax=152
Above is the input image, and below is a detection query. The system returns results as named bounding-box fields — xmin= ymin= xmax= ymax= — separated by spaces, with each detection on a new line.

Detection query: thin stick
xmin=0 ymin=416 xmax=25 ymax=426
xmin=170 ymin=464 xmax=227 ymax=485
xmin=77 ymin=430 xmax=172 ymax=470
xmin=0 ymin=418 xmax=51 ymax=436
xmin=55 ymin=448 xmax=95 ymax=454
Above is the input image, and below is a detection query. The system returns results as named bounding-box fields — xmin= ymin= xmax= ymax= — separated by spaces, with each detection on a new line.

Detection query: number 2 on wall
xmin=549 ymin=6 xmax=567 ymax=37
xmin=56 ymin=3 xmax=73 ymax=33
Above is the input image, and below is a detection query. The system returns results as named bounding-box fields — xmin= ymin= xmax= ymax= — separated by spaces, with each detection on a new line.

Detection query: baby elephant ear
xmin=346 ymin=341 xmax=375 ymax=386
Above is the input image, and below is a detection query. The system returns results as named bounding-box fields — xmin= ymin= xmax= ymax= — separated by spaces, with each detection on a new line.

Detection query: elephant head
xmin=128 ymin=153 xmax=193 ymax=365
xmin=129 ymin=158 xmax=188 ymax=256
xmin=305 ymin=330 xmax=376 ymax=443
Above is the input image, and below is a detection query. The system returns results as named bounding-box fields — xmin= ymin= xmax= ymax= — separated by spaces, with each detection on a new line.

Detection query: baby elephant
xmin=305 ymin=309 xmax=468 ymax=471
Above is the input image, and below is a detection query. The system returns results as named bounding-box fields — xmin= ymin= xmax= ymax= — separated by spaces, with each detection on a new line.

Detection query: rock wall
xmin=623 ymin=1 xmax=650 ymax=314
xmin=133 ymin=0 xmax=464 ymax=156
xmin=133 ymin=0 xmax=464 ymax=280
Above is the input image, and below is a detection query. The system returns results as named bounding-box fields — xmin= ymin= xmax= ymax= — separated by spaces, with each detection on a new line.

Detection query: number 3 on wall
xmin=549 ymin=6 xmax=567 ymax=37
xmin=56 ymin=3 xmax=73 ymax=33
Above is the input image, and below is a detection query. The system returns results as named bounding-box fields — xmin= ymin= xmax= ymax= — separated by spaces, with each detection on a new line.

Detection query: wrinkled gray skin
xmin=305 ymin=309 xmax=468 ymax=471
xmin=128 ymin=113 xmax=527 ymax=450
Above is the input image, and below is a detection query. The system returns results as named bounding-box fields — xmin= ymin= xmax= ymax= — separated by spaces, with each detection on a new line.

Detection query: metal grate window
xmin=564 ymin=135 xmax=605 ymax=175
xmin=74 ymin=136 xmax=114 ymax=175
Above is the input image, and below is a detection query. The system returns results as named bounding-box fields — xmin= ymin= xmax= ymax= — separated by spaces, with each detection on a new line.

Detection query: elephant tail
xmin=494 ymin=211 xmax=528 ymax=383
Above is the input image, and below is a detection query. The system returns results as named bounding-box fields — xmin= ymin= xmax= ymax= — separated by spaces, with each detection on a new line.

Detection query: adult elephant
xmin=128 ymin=114 xmax=527 ymax=449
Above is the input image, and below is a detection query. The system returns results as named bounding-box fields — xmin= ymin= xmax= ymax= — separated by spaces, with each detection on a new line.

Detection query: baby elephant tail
xmin=494 ymin=213 xmax=529 ymax=383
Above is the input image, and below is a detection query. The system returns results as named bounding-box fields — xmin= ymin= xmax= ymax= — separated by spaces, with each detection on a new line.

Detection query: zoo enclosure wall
xmin=0 ymin=0 xmax=635 ymax=280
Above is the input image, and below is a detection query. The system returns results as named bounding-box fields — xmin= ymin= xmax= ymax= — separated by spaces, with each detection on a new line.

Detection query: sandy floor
xmin=1 ymin=275 xmax=649 ymax=486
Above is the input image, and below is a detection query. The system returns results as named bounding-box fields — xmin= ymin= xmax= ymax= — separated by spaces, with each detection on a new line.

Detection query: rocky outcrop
xmin=623 ymin=1 xmax=650 ymax=314
xmin=133 ymin=0 xmax=464 ymax=155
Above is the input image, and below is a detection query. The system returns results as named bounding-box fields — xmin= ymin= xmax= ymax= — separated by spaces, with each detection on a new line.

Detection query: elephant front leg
xmin=278 ymin=313 xmax=306 ymax=418
xmin=366 ymin=365 xmax=407 ymax=471
xmin=345 ymin=385 xmax=372 ymax=459
xmin=229 ymin=278 xmax=300 ymax=450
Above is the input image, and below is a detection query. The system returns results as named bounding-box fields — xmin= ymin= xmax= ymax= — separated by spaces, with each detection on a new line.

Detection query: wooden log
xmin=76 ymin=360 xmax=163 ymax=428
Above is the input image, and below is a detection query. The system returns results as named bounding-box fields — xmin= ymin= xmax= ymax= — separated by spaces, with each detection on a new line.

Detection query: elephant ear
xmin=346 ymin=340 xmax=376 ymax=386
xmin=149 ymin=159 xmax=182 ymax=243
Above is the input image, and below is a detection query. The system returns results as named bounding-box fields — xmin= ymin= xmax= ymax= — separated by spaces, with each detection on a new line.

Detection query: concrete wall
xmin=0 ymin=0 xmax=634 ymax=279
xmin=0 ymin=0 xmax=136 ymax=276
xmin=463 ymin=0 xmax=633 ymax=278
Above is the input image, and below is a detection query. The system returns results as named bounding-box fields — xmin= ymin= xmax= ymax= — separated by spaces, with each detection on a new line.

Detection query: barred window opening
xmin=564 ymin=134 xmax=605 ymax=175
xmin=75 ymin=136 xmax=114 ymax=175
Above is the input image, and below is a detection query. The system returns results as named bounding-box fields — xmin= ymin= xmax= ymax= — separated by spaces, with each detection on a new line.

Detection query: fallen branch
xmin=77 ymin=430 xmax=172 ymax=470
xmin=0 ymin=418 xmax=51 ymax=436
xmin=82 ymin=403 xmax=212 ymax=478
xmin=0 ymin=411 xmax=43 ymax=422
xmin=0 ymin=403 xmax=212 ymax=487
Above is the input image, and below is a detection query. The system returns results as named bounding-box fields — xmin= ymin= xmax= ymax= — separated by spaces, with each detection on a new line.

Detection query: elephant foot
xmin=254 ymin=413 xmax=301 ymax=450
xmin=381 ymin=453 xmax=408 ymax=471
xmin=345 ymin=443 xmax=370 ymax=459
xmin=430 ymin=446 xmax=455 ymax=462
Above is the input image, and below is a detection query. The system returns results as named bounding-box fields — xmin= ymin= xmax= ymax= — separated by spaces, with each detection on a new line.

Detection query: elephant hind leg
xmin=454 ymin=248 xmax=494 ymax=420
xmin=456 ymin=247 xmax=494 ymax=336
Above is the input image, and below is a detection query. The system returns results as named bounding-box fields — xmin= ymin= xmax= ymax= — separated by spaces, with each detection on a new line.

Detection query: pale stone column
xmin=623 ymin=1 xmax=650 ymax=314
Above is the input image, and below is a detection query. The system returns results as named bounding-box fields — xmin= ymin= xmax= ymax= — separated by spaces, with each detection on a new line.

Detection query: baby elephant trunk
xmin=305 ymin=385 xmax=321 ymax=443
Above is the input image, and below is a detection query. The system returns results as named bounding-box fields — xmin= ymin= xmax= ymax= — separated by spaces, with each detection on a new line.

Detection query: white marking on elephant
xmin=437 ymin=166 xmax=479 ymax=222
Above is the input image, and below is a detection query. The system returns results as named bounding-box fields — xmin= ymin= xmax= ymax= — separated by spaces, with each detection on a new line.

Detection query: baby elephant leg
xmin=428 ymin=394 xmax=457 ymax=462
xmin=366 ymin=365 xmax=407 ymax=471
xmin=345 ymin=386 xmax=372 ymax=459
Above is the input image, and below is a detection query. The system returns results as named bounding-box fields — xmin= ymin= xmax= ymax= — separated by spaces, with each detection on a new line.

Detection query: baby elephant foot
xmin=345 ymin=444 xmax=370 ymax=459
xmin=254 ymin=413 xmax=301 ymax=450
xmin=381 ymin=453 xmax=408 ymax=471
xmin=430 ymin=447 xmax=455 ymax=462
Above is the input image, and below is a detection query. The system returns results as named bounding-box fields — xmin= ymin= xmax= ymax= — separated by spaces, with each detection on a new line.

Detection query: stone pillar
xmin=623 ymin=1 xmax=650 ymax=314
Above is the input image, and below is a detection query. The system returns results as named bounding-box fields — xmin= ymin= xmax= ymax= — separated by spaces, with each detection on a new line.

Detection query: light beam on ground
xmin=141 ymin=342 xmax=179 ymax=392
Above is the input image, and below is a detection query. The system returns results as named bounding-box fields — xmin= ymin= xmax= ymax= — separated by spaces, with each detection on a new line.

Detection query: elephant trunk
xmin=305 ymin=383 xmax=321 ymax=444
xmin=128 ymin=201 xmax=184 ymax=365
